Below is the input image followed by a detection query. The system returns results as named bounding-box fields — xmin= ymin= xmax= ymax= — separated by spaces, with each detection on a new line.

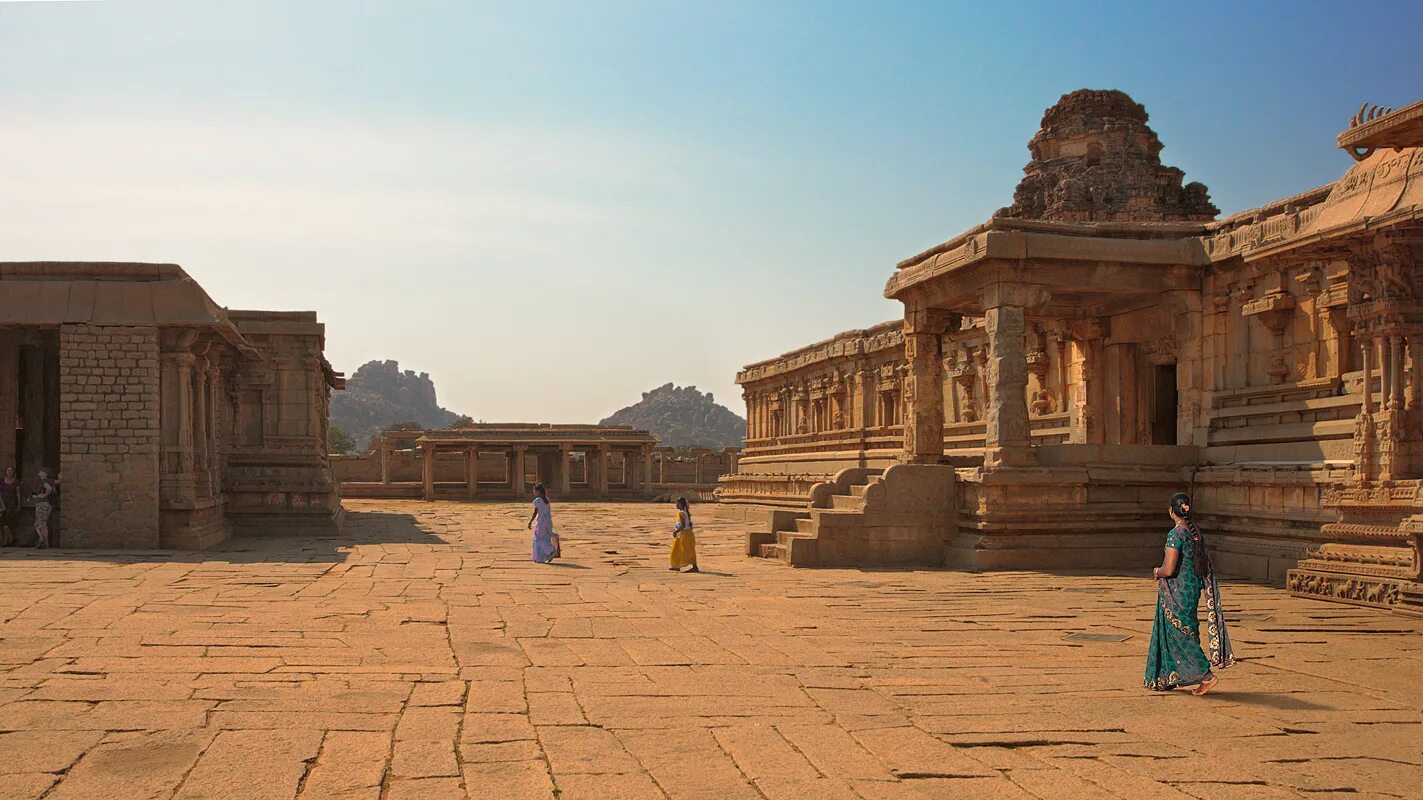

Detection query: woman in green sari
xmin=1144 ymin=492 xmax=1234 ymax=695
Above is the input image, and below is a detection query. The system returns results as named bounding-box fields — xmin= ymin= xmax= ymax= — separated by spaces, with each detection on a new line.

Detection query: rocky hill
xmin=600 ymin=384 xmax=745 ymax=449
xmin=331 ymin=360 xmax=461 ymax=449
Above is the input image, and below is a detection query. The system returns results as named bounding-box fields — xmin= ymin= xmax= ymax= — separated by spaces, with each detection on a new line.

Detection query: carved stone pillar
xmin=512 ymin=445 xmax=527 ymax=496
xmin=854 ymin=369 xmax=875 ymax=429
xmin=192 ymin=354 xmax=211 ymax=499
xmin=1380 ymin=335 xmax=1395 ymax=412
xmin=421 ymin=442 xmax=435 ymax=501
xmin=159 ymin=332 xmax=199 ymax=507
xmin=595 ymin=445 xmax=609 ymax=496
xmin=1410 ymin=334 xmax=1423 ymax=412
xmin=1391 ymin=335 xmax=1406 ymax=409
xmin=642 ymin=446 xmax=653 ymax=494
xmin=901 ymin=308 xmax=957 ymax=464
xmin=466 ymin=446 xmax=479 ymax=499
xmin=1322 ymin=306 xmax=1348 ymax=379
xmin=559 ymin=446 xmax=573 ymax=495
xmin=1067 ymin=320 xmax=1105 ymax=444
xmin=983 ymin=300 xmax=1033 ymax=469
xmin=205 ymin=359 xmax=223 ymax=498
xmin=378 ymin=437 xmax=391 ymax=485
xmin=1356 ymin=335 xmax=1377 ymax=482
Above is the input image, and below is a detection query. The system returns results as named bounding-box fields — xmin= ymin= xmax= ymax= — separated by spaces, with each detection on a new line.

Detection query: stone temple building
xmin=0 ymin=263 xmax=344 ymax=549
xmin=333 ymin=425 xmax=738 ymax=501
xmin=723 ymin=89 xmax=1423 ymax=616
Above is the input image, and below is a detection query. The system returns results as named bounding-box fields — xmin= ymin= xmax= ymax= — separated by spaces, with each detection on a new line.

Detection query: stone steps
xmin=757 ymin=543 xmax=787 ymax=560
xmin=751 ymin=471 xmax=886 ymax=565
xmin=778 ymin=528 xmax=814 ymax=546
xmin=848 ymin=478 xmax=882 ymax=497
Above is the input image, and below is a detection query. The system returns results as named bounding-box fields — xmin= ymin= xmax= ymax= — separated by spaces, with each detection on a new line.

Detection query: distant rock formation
xmin=997 ymin=88 xmax=1218 ymax=223
xmin=330 ymin=360 xmax=460 ymax=449
xmin=600 ymin=384 xmax=745 ymax=449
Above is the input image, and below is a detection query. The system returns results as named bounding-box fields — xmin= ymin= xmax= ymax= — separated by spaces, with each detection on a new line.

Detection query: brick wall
xmin=58 ymin=325 xmax=161 ymax=547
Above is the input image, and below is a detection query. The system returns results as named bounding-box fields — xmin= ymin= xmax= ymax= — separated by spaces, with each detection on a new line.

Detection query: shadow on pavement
xmin=0 ymin=508 xmax=442 ymax=566
xmin=1205 ymin=691 xmax=1333 ymax=710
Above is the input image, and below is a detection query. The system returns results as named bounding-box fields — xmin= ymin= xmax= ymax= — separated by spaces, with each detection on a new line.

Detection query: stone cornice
xmin=737 ymin=320 xmax=904 ymax=385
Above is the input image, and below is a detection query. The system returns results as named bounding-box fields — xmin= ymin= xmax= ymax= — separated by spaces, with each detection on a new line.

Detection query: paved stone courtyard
xmin=0 ymin=501 xmax=1419 ymax=800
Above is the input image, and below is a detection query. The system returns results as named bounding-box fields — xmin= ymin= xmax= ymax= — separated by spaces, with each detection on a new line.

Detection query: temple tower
xmin=998 ymin=89 xmax=1218 ymax=223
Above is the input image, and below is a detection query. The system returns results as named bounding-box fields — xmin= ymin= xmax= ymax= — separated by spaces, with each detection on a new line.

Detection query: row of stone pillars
xmin=159 ymin=332 xmax=226 ymax=506
xmin=903 ymin=293 xmax=1038 ymax=468
xmin=1355 ymin=325 xmax=1423 ymax=481
xmin=414 ymin=443 xmax=656 ymax=501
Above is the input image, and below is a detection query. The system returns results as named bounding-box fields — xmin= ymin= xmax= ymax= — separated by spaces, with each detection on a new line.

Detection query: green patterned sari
xmin=1144 ymin=525 xmax=1235 ymax=691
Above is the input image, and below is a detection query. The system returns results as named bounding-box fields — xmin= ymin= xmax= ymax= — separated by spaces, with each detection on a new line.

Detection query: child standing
xmin=30 ymin=468 xmax=55 ymax=549
xmin=669 ymin=497 xmax=698 ymax=573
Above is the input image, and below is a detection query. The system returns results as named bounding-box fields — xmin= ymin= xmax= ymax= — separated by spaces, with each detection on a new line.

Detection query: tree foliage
xmin=328 ymin=424 xmax=357 ymax=455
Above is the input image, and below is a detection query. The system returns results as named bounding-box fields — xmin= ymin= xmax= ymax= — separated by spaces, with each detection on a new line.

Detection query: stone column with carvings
xmin=560 ymin=446 xmax=573 ymax=495
xmin=1322 ymin=306 xmax=1348 ymax=379
xmin=378 ymin=437 xmax=391 ymax=485
xmin=466 ymin=446 xmax=479 ymax=499
xmin=595 ymin=445 xmax=609 ymax=496
xmin=1166 ymin=289 xmax=1206 ymax=446
xmin=1410 ymin=333 xmax=1423 ymax=412
xmin=512 ymin=445 xmax=527 ymax=496
xmin=1068 ymin=321 xmax=1105 ymax=445
xmin=642 ymin=446 xmax=653 ymax=494
xmin=1355 ymin=333 xmax=1377 ymax=482
xmin=421 ymin=442 xmax=436 ymax=501
xmin=901 ymin=308 xmax=957 ymax=464
xmin=159 ymin=332 xmax=199 ymax=507
xmin=983 ymin=288 xmax=1039 ymax=469
xmin=205 ymin=358 xmax=224 ymax=498
xmin=192 ymin=351 xmax=211 ymax=499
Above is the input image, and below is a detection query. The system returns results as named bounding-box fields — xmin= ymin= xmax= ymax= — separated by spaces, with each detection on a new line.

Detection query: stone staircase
xmin=746 ymin=465 xmax=956 ymax=567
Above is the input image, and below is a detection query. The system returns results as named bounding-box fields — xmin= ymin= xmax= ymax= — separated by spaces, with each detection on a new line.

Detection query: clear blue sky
xmin=3 ymin=1 xmax=1420 ymax=421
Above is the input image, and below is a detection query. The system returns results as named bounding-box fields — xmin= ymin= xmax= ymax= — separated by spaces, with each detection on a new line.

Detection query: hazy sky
xmin=3 ymin=1 xmax=1421 ymax=421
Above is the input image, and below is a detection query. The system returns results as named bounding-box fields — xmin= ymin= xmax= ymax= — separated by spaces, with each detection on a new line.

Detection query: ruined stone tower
xmin=997 ymin=89 xmax=1218 ymax=222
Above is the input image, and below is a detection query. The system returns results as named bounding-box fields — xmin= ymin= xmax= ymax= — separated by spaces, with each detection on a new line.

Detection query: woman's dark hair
xmin=533 ymin=483 xmax=548 ymax=505
xmin=1170 ymin=492 xmax=1210 ymax=579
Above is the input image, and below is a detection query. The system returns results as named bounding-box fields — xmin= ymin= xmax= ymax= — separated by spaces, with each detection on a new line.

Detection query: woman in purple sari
xmin=526 ymin=483 xmax=559 ymax=563
xmin=1144 ymin=492 xmax=1234 ymax=694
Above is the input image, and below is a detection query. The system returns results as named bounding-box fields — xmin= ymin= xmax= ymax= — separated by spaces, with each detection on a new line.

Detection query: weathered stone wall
xmin=58 ymin=325 xmax=161 ymax=547
xmin=225 ymin=311 xmax=344 ymax=535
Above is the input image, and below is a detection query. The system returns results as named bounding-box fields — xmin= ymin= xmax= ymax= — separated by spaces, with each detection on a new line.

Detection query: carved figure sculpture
xmin=1030 ymin=388 xmax=1056 ymax=417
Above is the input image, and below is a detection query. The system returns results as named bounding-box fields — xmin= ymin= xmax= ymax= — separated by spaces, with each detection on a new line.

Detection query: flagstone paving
xmin=0 ymin=500 xmax=1419 ymax=800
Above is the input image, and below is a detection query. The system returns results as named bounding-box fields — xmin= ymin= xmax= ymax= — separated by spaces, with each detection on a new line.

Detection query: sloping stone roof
xmin=0 ymin=262 xmax=257 ymax=353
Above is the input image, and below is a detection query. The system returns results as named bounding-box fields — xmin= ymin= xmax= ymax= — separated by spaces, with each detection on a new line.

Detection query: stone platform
xmin=0 ymin=500 xmax=1418 ymax=799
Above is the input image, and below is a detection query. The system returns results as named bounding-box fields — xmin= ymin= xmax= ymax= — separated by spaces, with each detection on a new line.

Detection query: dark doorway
xmin=1152 ymin=364 xmax=1178 ymax=445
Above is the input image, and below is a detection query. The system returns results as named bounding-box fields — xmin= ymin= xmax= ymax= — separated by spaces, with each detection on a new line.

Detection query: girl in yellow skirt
xmin=669 ymin=497 xmax=698 ymax=573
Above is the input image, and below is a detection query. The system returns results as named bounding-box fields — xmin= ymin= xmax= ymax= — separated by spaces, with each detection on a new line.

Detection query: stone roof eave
xmin=1242 ymin=206 xmax=1423 ymax=263
xmin=885 ymin=221 xmax=1209 ymax=302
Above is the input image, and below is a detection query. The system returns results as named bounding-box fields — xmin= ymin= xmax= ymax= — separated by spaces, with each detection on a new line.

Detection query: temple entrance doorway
xmin=1151 ymin=364 xmax=1178 ymax=446
xmin=1 ymin=328 xmax=62 ymax=545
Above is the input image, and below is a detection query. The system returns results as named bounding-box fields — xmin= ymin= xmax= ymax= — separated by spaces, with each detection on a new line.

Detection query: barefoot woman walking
xmin=527 ymin=484 xmax=559 ymax=563
xmin=1144 ymin=492 xmax=1234 ymax=694
xmin=668 ymin=497 xmax=698 ymax=573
